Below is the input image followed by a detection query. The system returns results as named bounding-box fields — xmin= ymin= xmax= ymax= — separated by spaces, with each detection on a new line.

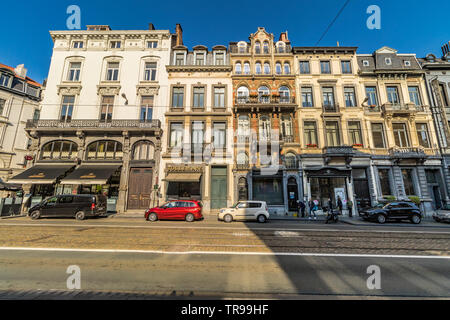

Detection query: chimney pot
xmin=149 ymin=23 xmax=155 ymax=30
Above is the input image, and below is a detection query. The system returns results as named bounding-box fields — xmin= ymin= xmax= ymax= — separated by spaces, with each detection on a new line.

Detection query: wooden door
xmin=128 ymin=168 xmax=153 ymax=210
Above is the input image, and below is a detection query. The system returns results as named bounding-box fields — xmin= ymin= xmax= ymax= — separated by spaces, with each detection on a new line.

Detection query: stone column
xmin=116 ymin=132 xmax=130 ymax=213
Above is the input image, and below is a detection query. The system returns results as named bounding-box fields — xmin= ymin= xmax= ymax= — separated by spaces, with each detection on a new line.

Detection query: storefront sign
xmin=166 ymin=165 xmax=203 ymax=173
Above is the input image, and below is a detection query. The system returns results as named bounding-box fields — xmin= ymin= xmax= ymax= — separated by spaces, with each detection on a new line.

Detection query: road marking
xmin=0 ymin=222 xmax=449 ymax=235
xmin=274 ymin=231 xmax=301 ymax=237
xmin=0 ymin=246 xmax=449 ymax=259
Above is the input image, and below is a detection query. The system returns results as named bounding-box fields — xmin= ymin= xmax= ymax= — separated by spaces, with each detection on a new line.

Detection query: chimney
xmin=175 ymin=24 xmax=183 ymax=46
xmin=148 ymin=23 xmax=155 ymax=30
xmin=14 ymin=64 xmax=27 ymax=78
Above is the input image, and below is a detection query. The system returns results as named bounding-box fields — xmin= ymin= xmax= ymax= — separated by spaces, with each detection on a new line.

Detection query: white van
xmin=218 ymin=201 xmax=269 ymax=223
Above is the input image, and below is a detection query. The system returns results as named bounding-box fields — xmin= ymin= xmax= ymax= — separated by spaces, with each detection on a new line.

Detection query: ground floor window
xmin=401 ymin=169 xmax=416 ymax=196
xmin=252 ymin=177 xmax=283 ymax=205
xmin=378 ymin=169 xmax=392 ymax=196
xmin=167 ymin=182 xmax=201 ymax=199
xmin=310 ymin=177 xmax=347 ymax=208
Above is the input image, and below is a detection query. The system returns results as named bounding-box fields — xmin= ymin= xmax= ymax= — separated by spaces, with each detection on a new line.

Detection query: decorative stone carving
xmin=97 ymin=84 xmax=121 ymax=95
xmin=136 ymin=85 xmax=160 ymax=96
xmin=57 ymin=84 xmax=82 ymax=95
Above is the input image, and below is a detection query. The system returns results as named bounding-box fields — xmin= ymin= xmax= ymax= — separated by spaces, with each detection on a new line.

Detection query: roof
xmin=0 ymin=63 xmax=41 ymax=87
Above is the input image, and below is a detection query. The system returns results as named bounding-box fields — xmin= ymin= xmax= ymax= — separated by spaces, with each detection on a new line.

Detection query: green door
xmin=211 ymin=167 xmax=227 ymax=209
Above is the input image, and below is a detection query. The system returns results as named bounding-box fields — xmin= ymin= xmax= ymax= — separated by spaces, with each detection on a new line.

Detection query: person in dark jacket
xmin=298 ymin=200 xmax=306 ymax=218
xmin=337 ymin=196 xmax=343 ymax=214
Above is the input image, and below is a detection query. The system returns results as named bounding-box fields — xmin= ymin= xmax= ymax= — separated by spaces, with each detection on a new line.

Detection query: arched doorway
xmin=287 ymin=177 xmax=298 ymax=212
xmin=238 ymin=177 xmax=248 ymax=201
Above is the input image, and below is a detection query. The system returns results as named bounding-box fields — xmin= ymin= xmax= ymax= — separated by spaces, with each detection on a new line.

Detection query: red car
xmin=145 ymin=200 xmax=203 ymax=222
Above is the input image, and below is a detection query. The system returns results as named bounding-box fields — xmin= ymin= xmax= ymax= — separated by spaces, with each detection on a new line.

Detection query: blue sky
xmin=1 ymin=0 xmax=449 ymax=83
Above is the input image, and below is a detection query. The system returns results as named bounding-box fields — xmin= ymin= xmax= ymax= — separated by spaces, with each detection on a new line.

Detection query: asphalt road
xmin=0 ymin=217 xmax=449 ymax=299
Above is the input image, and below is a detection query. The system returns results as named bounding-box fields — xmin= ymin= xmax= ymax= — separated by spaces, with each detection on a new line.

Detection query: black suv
xmin=359 ymin=202 xmax=422 ymax=224
xmin=28 ymin=194 xmax=107 ymax=220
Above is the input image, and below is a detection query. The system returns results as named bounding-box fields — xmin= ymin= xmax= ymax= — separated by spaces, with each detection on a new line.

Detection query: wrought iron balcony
xmin=323 ymin=146 xmax=355 ymax=155
xmin=26 ymin=119 xmax=161 ymax=130
xmin=381 ymin=103 xmax=424 ymax=115
xmin=235 ymin=96 xmax=295 ymax=105
xmin=389 ymin=147 xmax=427 ymax=159
xmin=322 ymin=103 xmax=340 ymax=113
xmin=281 ymin=135 xmax=295 ymax=143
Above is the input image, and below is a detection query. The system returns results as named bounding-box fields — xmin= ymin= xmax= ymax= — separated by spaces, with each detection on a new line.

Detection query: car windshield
xmin=232 ymin=202 xmax=243 ymax=208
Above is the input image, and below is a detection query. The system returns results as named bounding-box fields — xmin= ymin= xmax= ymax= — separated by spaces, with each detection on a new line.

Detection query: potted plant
xmin=306 ymin=143 xmax=318 ymax=148
xmin=353 ymin=144 xmax=363 ymax=148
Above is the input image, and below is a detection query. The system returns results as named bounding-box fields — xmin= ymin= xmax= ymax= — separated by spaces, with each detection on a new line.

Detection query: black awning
xmin=0 ymin=179 xmax=22 ymax=191
xmin=60 ymin=165 xmax=121 ymax=185
xmin=7 ymin=165 xmax=75 ymax=184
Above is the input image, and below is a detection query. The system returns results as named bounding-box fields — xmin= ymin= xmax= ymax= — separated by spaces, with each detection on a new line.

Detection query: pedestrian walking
xmin=347 ymin=199 xmax=353 ymax=217
xmin=337 ymin=196 xmax=343 ymax=214
xmin=298 ymin=200 xmax=306 ymax=218
xmin=310 ymin=199 xmax=318 ymax=220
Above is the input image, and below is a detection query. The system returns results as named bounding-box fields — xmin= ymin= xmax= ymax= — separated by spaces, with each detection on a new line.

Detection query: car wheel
xmin=433 ymin=217 xmax=441 ymax=222
xmin=75 ymin=211 xmax=86 ymax=221
xmin=377 ymin=214 xmax=386 ymax=224
xmin=223 ymin=214 xmax=233 ymax=223
xmin=411 ymin=214 xmax=422 ymax=224
xmin=185 ymin=213 xmax=195 ymax=222
xmin=147 ymin=213 xmax=158 ymax=222
xmin=30 ymin=210 xmax=40 ymax=220
xmin=257 ymin=214 xmax=267 ymax=223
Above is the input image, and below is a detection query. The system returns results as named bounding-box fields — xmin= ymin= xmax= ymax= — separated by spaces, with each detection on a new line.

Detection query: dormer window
xmin=110 ymin=41 xmax=121 ymax=49
xmin=175 ymin=52 xmax=185 ymax=65
xmin=214 ymin=51 xmax=225 ymax=65
xmin=73 ymin=41 xmax=84 ymax=49
xmin=147 ymin=41 xmax=158 ymax=48
xmin=0 ymin=73 xmax=11 ymax=87
xmin=195 ymin=52 xmax=205 ymax=66
xmin=12 ymin=78 xmax=24 ymax=91
xmin=238 ymin=42 xmax=247 ymax=53
xmin=404 ymin=60 xmax=411 ymax=67
xmin=385 ymin=58 xmax=392 ymax=65
xmin=276 ymin=42 xmax=286 ymax=53
xmin=363 ymin=60 xmax=370 ymax=67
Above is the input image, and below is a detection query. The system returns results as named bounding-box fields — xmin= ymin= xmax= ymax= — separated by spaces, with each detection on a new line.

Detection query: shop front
xmin=163 ymin=165 xmax=204 ymax=202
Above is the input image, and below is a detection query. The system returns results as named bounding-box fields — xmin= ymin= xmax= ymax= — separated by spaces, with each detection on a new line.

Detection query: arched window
xmin=259 ymin=115 xmax=271 ymax=140
xmin=285 ymin=153 xmax=297 ymax=169
xmin=284 ymin=62 xmax=290 ymax=74
xmin=255 ymin=62 xmax=262 ymax=74
xmin=258 ymin=86 xmax=270 ymax=103
xmin=132 ymin=141 xmax=155 ymax=160
xmin=255 ymin=41 xmax=261 ymax=54
xmin=87 ymin=140 xmax=123 ymax=160
xmin=237 ymin=115 xmax=250 ymax=141
xmin=41 ymin=140 xmax=78 ymax=160
xmin=263 ymin=41 xmax=269 ymax=54
xmin=236 ymin=152 xmax=249 ymax=165
xmin=238 ymin=42 xmax=247 ymax=53
xmin=263 ymin=62 xmax=270 ymax=74
xmin=235 ymin=62 xmax=242 ymax=74
xmin=279 ymin=86 xmax=290 ymax=103
xmin=243 ymin=62 xmax=250 ymax=75
xmin=276 ymin=42 xmax=286 ymax=53
xmin=275 ymin=62 xmax=282 ymax=75
xmin=237 ymin=86 xmax=249 ymax=103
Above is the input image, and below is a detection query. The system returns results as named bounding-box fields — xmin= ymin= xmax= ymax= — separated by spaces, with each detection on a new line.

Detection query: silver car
xmin=218 ymin=201 xmax=269 ymax=223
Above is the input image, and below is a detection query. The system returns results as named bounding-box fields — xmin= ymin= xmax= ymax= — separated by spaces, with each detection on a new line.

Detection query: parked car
xmin=359 ymin=201 xmax=422 ymax=224
xmin=218 ymin=201 xmax=269 ymax=223
xmin=432 ymin=211 xmax=450 ymax=223
xmin=28 ymin=194 xmax=107 ymax=220
xmin=145 ymin=200 xmax=203 ymax=222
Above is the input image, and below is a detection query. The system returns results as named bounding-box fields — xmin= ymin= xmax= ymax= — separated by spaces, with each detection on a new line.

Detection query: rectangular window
xmin=192 ymin=87 xmax=205 ymax=108
xmin=301 ymin=87 xmax=314 ymax=107
xmin=371 ymin=123 xmax=386 ymax=148
xmin=341 ymin=61 xmax=352 ymax=74
xmin=106 ymin=62 xmax=119 ymax=81
xmin=214 ymin=87 xmax=225 ymax=108
xmin=439 ymin=84 xmax=449 ymax=106
xmin=191 ymin=121 xmax=204 ymax=152
xmin=0 ymin=74 xmax=11 ymax=87
xmin=140 ymin=96 xmax=153 ymax=121
xmin=172 ymin=87 xmax=184 ymax=108
xmin=213 ymin=122 xmax=226 ymax=149
xmin=175 ymin=53 xmax=185 ymax=66
xmin=144 ymin=62 xmax=157 ymax=81
xmin=344 ymin=87 xmax=356 ymax=107
xmin=402 ymin=169 xmax=416 ymax=196
xmin=280 ymin=115 xmax=293 ymax=139
xmin=320 ymin=61 xmax=331 ymax=74
xmin=416 ymin=123 xmax=430 ymax=148
xmin=325 ymin=121 xmax=340 ymax=146
xmin=365 ymin=86 xmax=378 ymax=106
xmin=100 ymin=95 xmax=114 ymax=122
xmin=169 ymin=123 xmax=183 ymax=148
xmin=408 ymin=86 xmax=422 ymax=106
xmin=387 ymin=86 xmax=400 ymax=104
xmin=322 ymin=87 xmax=335 ymax=107
xmin=147 ymin=41 xmax=158 ymax=48
xmin=67 ymin=62 xmax=81 ymax=81
xmin=0 ymin=98 xmax=6 ymax=115
xmin=60 ymin=95 xmax=75 ymax=122
xmin=215 ymin=52 xmax=225 ymax=65
xmin=393 ymin=123 xmax=410 ymax=147
xmin=195 ymin=52 xmax=205 ymax=65
xmin=73 ymin=41 xmax=84 ymax=49
xmin=348 ymin=121 xmax=363 ymax=145
xmin=299 ymin=61 xmax=310 ymax=74
xmin=378 ymin=169 xmax=392 ymax=196
xmin=304 ymin=121 xmax=318 ymax=146
xmin=33 ymin=109 xmax=40 ymax=121
xmin=110 ymin=41 xmax=121 ymax=49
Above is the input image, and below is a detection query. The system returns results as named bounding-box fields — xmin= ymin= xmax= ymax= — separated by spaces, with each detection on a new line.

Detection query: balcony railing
xmin=389 ymin=147 xmax=427 ymax=159
xmin=230 ymin=46 xmax=251 ymax=54
xmin=322 ymin=103 xmax=340 ymax=113
xmin=26 ymin=119 xmax=161 ymax=130
xmin=235 ymin=96 xmax=296 ymax=105
xmin=382 ymin=103 xmax=425 ymax=114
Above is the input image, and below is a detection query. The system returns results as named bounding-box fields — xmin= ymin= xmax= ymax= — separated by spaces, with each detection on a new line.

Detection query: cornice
xmin=166 ymin=65 xmax=232 ymax=73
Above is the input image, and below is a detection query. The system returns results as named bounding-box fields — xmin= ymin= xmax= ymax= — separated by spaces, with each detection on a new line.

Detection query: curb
xmin=0 ymin=215 xmax=26 ymax=220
